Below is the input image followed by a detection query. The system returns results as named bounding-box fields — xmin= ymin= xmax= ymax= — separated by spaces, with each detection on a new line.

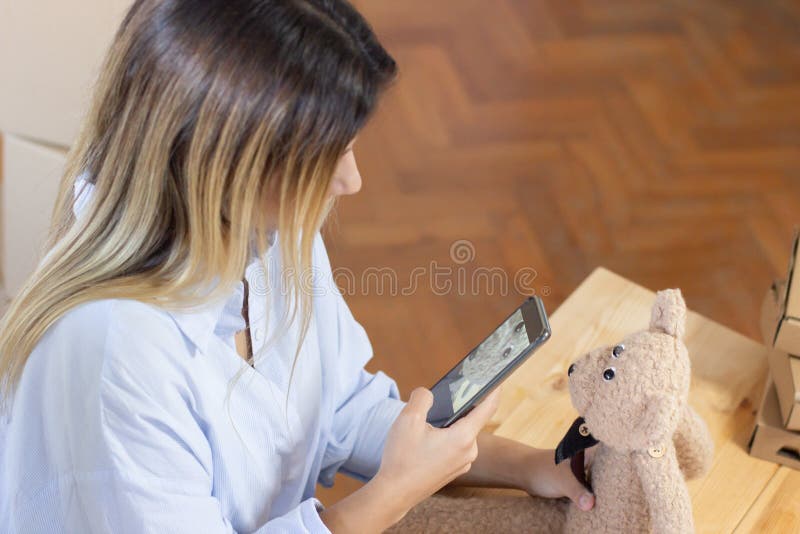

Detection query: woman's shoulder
xmin=50 ymin=297 xmax=187 ymax=348
xmin=5 ymin=298 xmax=207 ymax=507
xmin=12 ymin=298 xmax=202 ymax=431
xmin=38 ymin=297 xmax=195 ymax=384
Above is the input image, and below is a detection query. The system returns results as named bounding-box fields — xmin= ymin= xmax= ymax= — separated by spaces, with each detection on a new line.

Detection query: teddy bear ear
xmin=649 ymin=288 xmax=686 ymax=339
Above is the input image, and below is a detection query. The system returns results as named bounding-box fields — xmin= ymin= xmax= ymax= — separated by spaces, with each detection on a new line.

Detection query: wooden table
xmin=490 ymin=267 xmax=800 ymax=533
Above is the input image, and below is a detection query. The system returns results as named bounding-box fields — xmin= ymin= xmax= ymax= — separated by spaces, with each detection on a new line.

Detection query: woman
xmin=0 ymin=1 xmax=594 ymax=532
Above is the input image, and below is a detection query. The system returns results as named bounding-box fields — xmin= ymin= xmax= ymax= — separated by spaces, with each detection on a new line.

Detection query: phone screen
xmin=426 ymin=297 xmax=550 ymax=427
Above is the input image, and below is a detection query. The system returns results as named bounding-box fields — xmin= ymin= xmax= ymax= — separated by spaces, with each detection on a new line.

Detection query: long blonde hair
xmin=0 ymin=0 xmax=396 ymax=410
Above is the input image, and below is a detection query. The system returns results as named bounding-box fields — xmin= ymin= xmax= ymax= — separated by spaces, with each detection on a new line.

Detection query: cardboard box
xmin=760 ymin=279 xmax=784 ymax=345
xmin=0 ymin=1 xmax=131 ymax=147
xmin=749 ymin=375 xmax=800 ymax=471
xmin=1 ymin=133 xmax=67 ymax=295
xmin=760 ymin=271 xmax=800 ymax=430
xmin=766 ymin=348 xmax=800 ymax=431
xmin=761 ymin=231 xmax=800 ymax=355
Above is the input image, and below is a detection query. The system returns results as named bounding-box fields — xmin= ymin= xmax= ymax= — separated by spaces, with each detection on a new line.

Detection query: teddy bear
xmin=387 ymin=289 xmax=714 ymax=533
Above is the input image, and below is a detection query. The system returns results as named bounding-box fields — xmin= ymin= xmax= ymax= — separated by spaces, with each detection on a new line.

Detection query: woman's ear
xmin=649 ymin=289 xmax=686 ymax=339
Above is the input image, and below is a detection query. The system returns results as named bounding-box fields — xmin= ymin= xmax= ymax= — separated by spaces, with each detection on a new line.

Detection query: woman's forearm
xmin=321 ymin=433 xmax=562 ymax=532
xmin=319 ymin=475 xmax=409 ymax=533
xmin=448 ymin=432 xmax=542 ymax=490
xmin=448 ymin=432 xmax=596 ymax=513
xmin=321 ymin=434 xmax=539 ymax=532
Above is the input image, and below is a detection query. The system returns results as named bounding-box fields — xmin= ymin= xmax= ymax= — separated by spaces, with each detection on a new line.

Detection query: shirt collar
xmin=73 ymin=174 xmax=273 ymax=356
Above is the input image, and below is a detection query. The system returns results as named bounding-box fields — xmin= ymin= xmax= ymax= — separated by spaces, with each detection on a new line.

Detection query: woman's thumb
xmin=405 ymin=387 xmax=434 ymax=418
xmin=567 ymin=477 xmax=595 ymax=512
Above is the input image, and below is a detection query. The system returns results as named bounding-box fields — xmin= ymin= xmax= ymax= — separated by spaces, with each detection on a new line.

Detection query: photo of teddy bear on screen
xmin=426 ymin=302 xmax=547 ymax=428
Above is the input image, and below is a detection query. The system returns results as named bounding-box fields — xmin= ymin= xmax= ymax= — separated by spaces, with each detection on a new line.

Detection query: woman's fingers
xmin=451 ymin=388 xmax=501 ymax=436
xmin=377 ymin=386 xmax=503 ymax=517
xmin=556 ymin=456 xmax=595 ymax=511
xmin=404 ymin=387 xmax=434 ymax=419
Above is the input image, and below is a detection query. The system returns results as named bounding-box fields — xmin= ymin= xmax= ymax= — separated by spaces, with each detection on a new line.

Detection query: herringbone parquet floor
xmin=317 ymin=0 xmax=800 ymax=503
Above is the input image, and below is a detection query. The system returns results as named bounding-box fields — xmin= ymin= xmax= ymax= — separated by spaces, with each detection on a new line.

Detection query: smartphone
xmin=426 ymin=296 xmax=551 ymax=428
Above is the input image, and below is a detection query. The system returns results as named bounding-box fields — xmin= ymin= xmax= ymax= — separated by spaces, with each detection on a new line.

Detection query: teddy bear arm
xmin=632 ymin=449 xmax=694 ymax=534
xmin=672 ymin=404 xmax=714 ymax=480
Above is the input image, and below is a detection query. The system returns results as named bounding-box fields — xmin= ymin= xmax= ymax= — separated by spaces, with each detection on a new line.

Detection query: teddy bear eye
xmin=502 ymin=347 xmax=512 ymax=358
xmin=611 ymin=344 xmax=625 ymax=358
xmin=603 ymin=367 xmax=616 ymax=381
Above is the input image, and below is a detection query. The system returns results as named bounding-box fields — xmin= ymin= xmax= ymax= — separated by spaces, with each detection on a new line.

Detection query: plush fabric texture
xmin=391 ymin=289 xmax=714 ymax=533
xmin=387 ymin=488 xmax=568 ymax=534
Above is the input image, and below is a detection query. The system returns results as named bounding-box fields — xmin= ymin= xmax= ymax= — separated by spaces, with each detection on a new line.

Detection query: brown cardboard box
xmin=766 ymin=348 xmax=800 ymax=431
xmin=0 ymin=1 xmax=130 ymax=147
xmin=762 ymin=231 xmax=800 ymax=355
xmin=760 ymin=273 xmax=800 ymax=430
xmin=1 ymin=133 xmax=67 ymax=295
xmin=760 ymin=279 xmax=784 ymax=345
xmin=748 ymin=375 xmax=800 ymax=470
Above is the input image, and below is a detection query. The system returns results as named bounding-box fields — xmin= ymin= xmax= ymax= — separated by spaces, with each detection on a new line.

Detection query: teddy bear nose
xmin=568 ymin=363 xmax=576 ymax=376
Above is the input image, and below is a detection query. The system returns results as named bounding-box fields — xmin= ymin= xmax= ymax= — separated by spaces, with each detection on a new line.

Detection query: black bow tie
xmin=555 ymin=416 xmax=599 ymax=491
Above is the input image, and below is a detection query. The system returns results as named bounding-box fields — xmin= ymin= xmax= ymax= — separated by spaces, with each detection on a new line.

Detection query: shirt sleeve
xmin=317 ymin=285 xmax=406 ymax=487
xmin=21 ymin=474 xmax=330 ymax=534
xmin=17 ymin=305 xmax=332 ymax=534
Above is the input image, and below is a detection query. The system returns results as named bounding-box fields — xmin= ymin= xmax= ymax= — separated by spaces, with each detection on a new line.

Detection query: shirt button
xmin=253 ymin=328 xmax=263 ymax=342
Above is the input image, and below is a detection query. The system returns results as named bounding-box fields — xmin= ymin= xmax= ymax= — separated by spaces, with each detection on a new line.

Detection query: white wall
xmin=1 ymin=134 xmax=67 ymax=295
xmin=0 ymin=1 xmax=131 ymax=298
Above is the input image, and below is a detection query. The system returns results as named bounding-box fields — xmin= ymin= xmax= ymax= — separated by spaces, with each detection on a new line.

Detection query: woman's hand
xmin=446 ymin=433 xmax=596 ymax=512
xmin=319 ymin=388 xmax=500 ymax=533
xmin=520 ymin=445 xmax=596 ymax=511
xmin=373 ymin=387 xmax=501 ymax=521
